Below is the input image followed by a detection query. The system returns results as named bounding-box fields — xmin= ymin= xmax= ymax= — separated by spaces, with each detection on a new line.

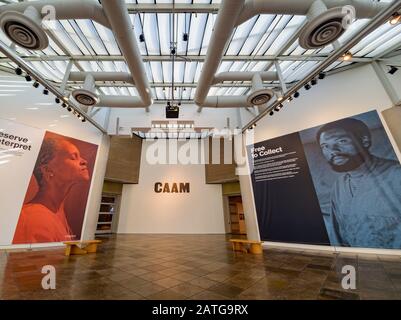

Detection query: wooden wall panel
xmin=382 ymin=107 xmax=401 ymax=154
xmin=205 ymin=137 xmax=238 ymax=184
xmin=105 ymin=135 xmax=142 ymax=184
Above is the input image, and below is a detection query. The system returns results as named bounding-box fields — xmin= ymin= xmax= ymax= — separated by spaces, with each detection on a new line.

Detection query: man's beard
xmin=329 ymin=153 xmax=365 ymax=173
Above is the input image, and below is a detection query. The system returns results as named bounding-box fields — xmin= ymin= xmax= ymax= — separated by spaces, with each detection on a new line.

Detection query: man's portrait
xmin=13 ymin=131 xmax=98 ymax=244
xmin=300 ymin=111 xmax=401 ymax=249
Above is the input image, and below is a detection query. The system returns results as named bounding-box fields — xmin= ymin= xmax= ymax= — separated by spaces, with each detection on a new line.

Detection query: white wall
xmin=117 ymin=140 xmax=226 ymax=234
xmin=0 ymin=72 xmax=109 ymax=245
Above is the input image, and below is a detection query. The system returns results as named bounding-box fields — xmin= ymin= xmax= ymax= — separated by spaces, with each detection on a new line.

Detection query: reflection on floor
xmin=0 ymin=234 xmax=400 ymax=300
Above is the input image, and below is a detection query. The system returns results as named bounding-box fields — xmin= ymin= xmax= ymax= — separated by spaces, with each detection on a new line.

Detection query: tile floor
xmin=0 ymin=234 xmax=400 ymax=300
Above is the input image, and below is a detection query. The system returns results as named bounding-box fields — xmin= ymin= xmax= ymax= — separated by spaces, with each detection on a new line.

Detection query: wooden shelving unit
xmin=228 ymin=196 xmax=246 ymax=235
xmin=95 ymin=195 xmax=116 ymax=235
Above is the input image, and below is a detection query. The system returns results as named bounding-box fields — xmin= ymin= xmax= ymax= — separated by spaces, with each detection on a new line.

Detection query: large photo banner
xmin=0 ymin=119 xmax=98 ymax=245
xmin=249 ymin=110 xmax=401 ymax=249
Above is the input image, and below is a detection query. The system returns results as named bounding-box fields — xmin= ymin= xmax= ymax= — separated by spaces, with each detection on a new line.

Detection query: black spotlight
xmin=139 ymin=33 xmax=145 ymax=42
xmin=55 ymin=97 xmax=60 ymax=104
xmin=304 ymin=84 xmax=311 ymax=90
xmin=294 ymin=91 xmax=300 ymax=98
xmin=81 ymin=118 xmax=86 ymax=123
xmin=33 ymin=81 xmax=39 ymax=88
xmin=15 ymin=67 xmax=23 ymax=75
xmin=274 ymin=105 xmax=281 ymax=112
xmin=183 ymin=33 xmax=189 ymax=42
xmin=318 ymin=72 xmax=326 ymax=80
xmin=24 ymin=75 xmax=32 ymax=82
xmin=67 ymin=106 xmax=73 ymax=112
xmin=61 ymin=102 xmax=67 ymax=108
xmin=269 ymin=110 xmax=274 ymax=116
xmin=43 ymin=89 xmax=49 ymax=95
xmin=311 ymin=78 xmax=318 ymax=86
xmin=388 ymin=66 xmax=399 ymax=75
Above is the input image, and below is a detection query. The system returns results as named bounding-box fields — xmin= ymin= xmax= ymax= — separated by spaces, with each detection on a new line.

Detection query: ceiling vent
xmin=247 ymin=88 xmax=275 ymax=107
xmin=0 ymin=7 xmax=48 ymax=50
xmin=72 ymin=74 xmax=99 ymax=107
xmin=299 ymin=1 xmax=348 ymax=49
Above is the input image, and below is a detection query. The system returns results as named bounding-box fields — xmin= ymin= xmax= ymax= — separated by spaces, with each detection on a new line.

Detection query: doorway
xmin=227 ymin=196 xmax=247 ymax=235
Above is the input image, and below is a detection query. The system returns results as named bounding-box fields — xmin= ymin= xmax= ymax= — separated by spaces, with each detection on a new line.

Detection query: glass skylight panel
xmin=143 ymin=13 xmax=161 ymax=55
xmin=174 ymin=61 xmax=185 ymax=84
xmin=155 ymin=87 xmax=164 ymax=100
xmin=351 ymin=23 xmax=393 ymax=55
xmin=200 ymin=14 xmax=216 ymax=55
xmin=229 ymin=61 xmax=246 ymax=72
xmin=144 ymin=62 xmax=154 ymax=83
xmin=194 ymin=62 xmax=203 ymax=82
xmin=93 ymin=22 xmax=121 ymax=55
xmin=184 ymin=61 xmax=197 ymax=83
xmin=150 ymin=61 xmax=163 ymax=83
xmin=53 ymin=21 xmax=85 ymax=55
xmin=162 ymin=61 xmax=172 ymax=83
xmin=257 ymin=15 xmax=293 ymax=55
xmin=226 ymin=16 xmax=258 ymax=56
xmin=367 ymin=31 xmax=401 ymax=57
xmin=217 ymin=61 xmax=233 ymax=73
xmin=114 ymin=61 xmax=129 ymax=73
xmin=248 ymin=61 xmax=268 ymax=72
xmin=187 ymin=13 xmax=208 ymax=55
xmin=157 ymin=13 xmax=171 ymax=55
xmin=176 ymin=13 xmax=188 ymax=55
xmin=265 ymin=15 xmax=306 ymax=56
xmin=126 ymin=87 xmax=137 ymax=97
xmin=75 ymin=20 xmax=108 ymax=55
xmin=337 ymin=19 xmax=368 ymax=48
xmin=239 ymin=15 xmax=276 ymax=56
xmin=356 ymin=23 xmax=401 ymax=57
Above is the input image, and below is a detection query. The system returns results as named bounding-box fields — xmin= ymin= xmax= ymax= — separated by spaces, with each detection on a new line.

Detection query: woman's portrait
xmin=13 ymin=131 xmax=98 ymax=244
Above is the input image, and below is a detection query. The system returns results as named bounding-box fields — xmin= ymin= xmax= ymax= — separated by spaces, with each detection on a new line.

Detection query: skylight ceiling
xmin=0 ymin=0 xmax=399 ymax=102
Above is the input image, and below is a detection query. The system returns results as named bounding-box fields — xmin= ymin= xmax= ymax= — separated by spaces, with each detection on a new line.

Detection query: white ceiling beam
xmin=0 ymin=54 xmax=372 ymax=63
xmin=126 ymin=4 xmax=220 ymax=14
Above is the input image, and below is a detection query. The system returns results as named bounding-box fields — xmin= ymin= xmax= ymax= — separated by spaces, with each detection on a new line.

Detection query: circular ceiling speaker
xmin=72 ymin=89 xmax=99 ymax=107
xmin=0 ymin=11 xmax=49 ymax=50
xmin=247 ymin=89 xmax=275 ymax=107
xmin=298 ymin=7 xmax=347 ymax=49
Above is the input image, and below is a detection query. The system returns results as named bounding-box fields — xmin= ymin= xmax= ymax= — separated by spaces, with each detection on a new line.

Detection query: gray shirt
xmin=331 ymin=156 xmax=401 ymax=249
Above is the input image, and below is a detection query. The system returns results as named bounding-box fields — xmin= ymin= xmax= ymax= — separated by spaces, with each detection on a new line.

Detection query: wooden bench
xmin=229 ymin=239 xmax=263 ymax=254
xmin=64 ymin=240 xmax=102 ymax=256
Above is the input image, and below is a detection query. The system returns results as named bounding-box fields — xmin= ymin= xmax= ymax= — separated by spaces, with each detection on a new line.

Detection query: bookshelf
xmin=96 ymin=195 xmax=117 ymax=234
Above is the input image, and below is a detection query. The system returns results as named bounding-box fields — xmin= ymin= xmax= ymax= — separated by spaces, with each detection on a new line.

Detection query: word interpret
xmin=0 ymin=131 xmax=32 ymax=151
xmin=251 ymin=145 xmax=283 ymax=159
xmin=154 ymin=182 xmax=190 ymax=193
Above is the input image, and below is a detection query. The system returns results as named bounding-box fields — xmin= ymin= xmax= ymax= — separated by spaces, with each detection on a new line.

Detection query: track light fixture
xmin=183 ymin=33 xmax=189 ymax=42
xmin=43 ymin=88 xmax=49 ymax=95
xmin=342 ymin=51 xmax=353 ymax=61
xmin=287 ymin=96 xmax=293 ymax=102
xmin=274 ymin=104 xmax=283 ymax=112
xmin=269 ymin=110 xmax=274 ymax=116
xmin=311 ymin=78 xmax=318 ymax=86
xmin=61 ymin=102 xmax=67 ymax=108
xmin=15 ymin=67 xmax=22 ymax=75
xmin=139 ymin=33 xmax=145 ymax=42
xmin=318 ymin=72 xmax=326 ymax=80
xmin=304 ymin=84 xmax=311 ymax=90
xmin=33 ymin=81 xmax=39 ymax=88
xmin=81 ymin=118 xmax=86 ymax=123
xmin=67 ymin=106 xmax=72 ymax=112
xmin=55 ymin=97 xmax=60 ymax=104
xmin=388 ymin=66 xmax=399 ymax=75
xmin=389 ymin=12 xmax=401 ymax=25
xmin=24 ymin=75 xmax=32 ymax=82
xmin=294 ymin=91 xmax=300 ymax=98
